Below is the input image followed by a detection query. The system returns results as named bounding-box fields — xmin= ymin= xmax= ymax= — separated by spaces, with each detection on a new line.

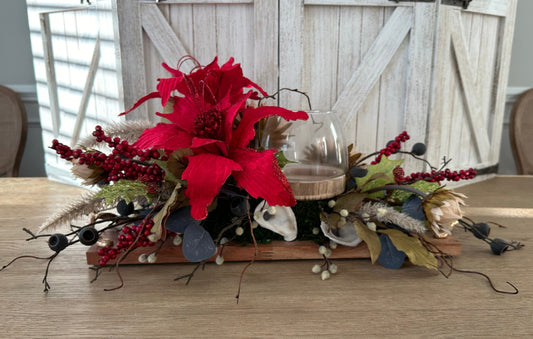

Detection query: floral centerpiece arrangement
xmin=1 ymin=57 xmax=523 ymax=296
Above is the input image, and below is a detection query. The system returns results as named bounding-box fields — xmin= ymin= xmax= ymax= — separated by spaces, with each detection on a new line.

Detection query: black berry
xmin=48 ymin=233 xmax=69 ymax=252
xmin=78 ymin=226 xmax=99 ymax=246
xmin=411 ymin=142 xmax=427 ymax=156
xmin=117 ymin=200 xmax=134 ymax=216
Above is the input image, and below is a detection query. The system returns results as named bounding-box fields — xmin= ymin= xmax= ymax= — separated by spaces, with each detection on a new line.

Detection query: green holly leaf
xmin=94 ymin=179 xmax=153 ymax=205
xmin=355 ymin=156 xmax=404 ymax=198
xmin=378 ymin=229 xmax=438 ymax=270
xmin=390 ymin=180 xmax=440 ymax=202
xmin=275 ymin=151 xmax=297 ymax=170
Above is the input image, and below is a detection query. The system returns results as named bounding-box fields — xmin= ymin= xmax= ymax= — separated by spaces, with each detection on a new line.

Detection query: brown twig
xmin=235 ymin=196 xmax=258 ymax=304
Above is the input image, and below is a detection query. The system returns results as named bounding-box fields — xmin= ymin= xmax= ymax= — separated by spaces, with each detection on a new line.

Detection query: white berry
xmin=235 ymin=226 xmax=244 ymax=236
xmin=318 ymin=245 xmax=328 ymax=255
xmin=172 ymin=235 xmax=182 ymax=246
xmin=329 ymin=240 xmax=338 ymax=249
xmin=138 ymin=253 xmax=148 ymax=263
xmin=267 ymin=206 xmax=277 ymax=215
xmin=215 ymin=255 xmax=224 ymax=265
xmin=339 ymin=209 xmax=349 ymax=217
xmin=312 ymin=264 xmax=321 ymax=274
xmin=219 ymin=237 xmax=229 ymax=245
xmin=147 ymin=253 xmax=157 ymax=263
xmin=312 ymin=227 xmax=320 ymax=235
xmin=321 ymin=270 xmax=331 ymax=280
xmin=328 ymin=200 xmax=336 ymax=208
xmin=328 ymin=264 xmax=338 ymax=274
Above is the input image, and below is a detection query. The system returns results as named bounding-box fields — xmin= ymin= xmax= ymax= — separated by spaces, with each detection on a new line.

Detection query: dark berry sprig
xmin=404 ymin=167 xmax=477 ymax=183
xmin=97 ymin=219 xmax=156 ymax=266
xmin=371 ymin=131 xmax=410 ymax=165
xmin=50 ymin=126 xmax=165 ymax=185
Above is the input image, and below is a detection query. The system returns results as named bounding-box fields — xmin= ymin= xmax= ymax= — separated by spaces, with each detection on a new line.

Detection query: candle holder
xmin=262 ymin=110 xmax=348 ymax=200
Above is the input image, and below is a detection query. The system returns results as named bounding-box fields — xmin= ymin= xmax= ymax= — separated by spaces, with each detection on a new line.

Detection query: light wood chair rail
xmin=0 ymin=85 xmax=27 ymax=177
xmin=510 ymin=88 xmax=533 ymax=174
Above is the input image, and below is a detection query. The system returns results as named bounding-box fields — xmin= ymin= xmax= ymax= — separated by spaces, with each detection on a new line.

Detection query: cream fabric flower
xmin=423 ymin=189 xmax=466 ymax=238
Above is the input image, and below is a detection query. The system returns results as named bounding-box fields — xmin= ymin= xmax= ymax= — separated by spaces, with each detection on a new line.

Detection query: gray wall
xmin=0 ymin=0 xmax=45 ymax=176
xmin=0 ymin=0 xmax=531 ymax=177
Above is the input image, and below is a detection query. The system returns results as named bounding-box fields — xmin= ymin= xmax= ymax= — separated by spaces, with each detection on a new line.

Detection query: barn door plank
xmin=279 ymin=0 xmax=304 ymax=109
xmin=403 ymin=3 xmax=438 ymax=171
xmin=253 ymin=0 xmax=278 ymax=95
xmin=333 ymin=6 xmax=413 ymax=143
xmin=488 ymin=0 xmax=517 ymax=164
xmin=141 ymin=4 xmax=190 ymax=66
xmin=449 ymin=10 xmax=490 ymax=162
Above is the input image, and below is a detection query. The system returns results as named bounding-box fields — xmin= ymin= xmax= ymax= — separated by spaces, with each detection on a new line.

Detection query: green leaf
xmin=333 ymin=191 xmax=367 ymax=214
xmin=154 ymin=159 xmax=182 ymax=185
xmin=353 ymin=220 xmax=381 ymax=264
xmin=355 ymin=156 xmax=404 ymax=198
xmin=151 ymin=184 xmax=186 ymax=241
xmin=275 ymin=151 xmax=297 ymax=170
xmin=378 ymin=229 xmax=438 ymax=270
xmin=94 ymin=180 xmax=153 ymax=205
xmin=390 ymin=180 xmax=440 ymax=202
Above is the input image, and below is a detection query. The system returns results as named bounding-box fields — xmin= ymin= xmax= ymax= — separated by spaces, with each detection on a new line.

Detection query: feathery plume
xmin=76 ymin=121 xmax=154 ymax=149
xmin=355 ymin=202 xmax=427 ymax=233
xmin=38 ymin=193 xmax=106 ymax=234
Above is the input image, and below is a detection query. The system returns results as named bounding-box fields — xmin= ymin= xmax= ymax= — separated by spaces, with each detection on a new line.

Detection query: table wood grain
xmin=0 ymin=177 xmax=532 ymax=338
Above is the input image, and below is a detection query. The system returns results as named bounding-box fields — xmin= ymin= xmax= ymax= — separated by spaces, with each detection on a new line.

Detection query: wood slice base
xmin=86 ymin=235 xmax=461 ymax=266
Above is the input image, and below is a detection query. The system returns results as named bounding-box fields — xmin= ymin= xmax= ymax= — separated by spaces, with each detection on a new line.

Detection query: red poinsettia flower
xmin=121 ymin=57 xmax=308 ymax=220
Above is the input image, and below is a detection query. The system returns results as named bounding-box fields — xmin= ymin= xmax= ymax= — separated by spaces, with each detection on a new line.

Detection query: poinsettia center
xmin=193 ymin=108 xmax=224 ymax=140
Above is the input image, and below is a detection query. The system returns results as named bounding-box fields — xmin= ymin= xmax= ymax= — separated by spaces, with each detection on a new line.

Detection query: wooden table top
xmin=0 ymin=176 xmax=531 ymax=337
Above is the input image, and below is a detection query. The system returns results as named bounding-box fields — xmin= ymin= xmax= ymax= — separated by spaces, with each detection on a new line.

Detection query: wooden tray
xmin=86 ymin=235 xmax=461 ymax=265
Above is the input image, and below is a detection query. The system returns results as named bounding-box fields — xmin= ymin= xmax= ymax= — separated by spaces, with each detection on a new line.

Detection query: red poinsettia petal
xmin=182 ymin=153 xmax=242 ymax=220
xmin=156 ymin=77 xmax=181 ymax=107
xmin=119 ymin=91 xmax=160 ymax=116
xmin=231 ymin=148 xmax=296 ymax=207
xmin=190 ymin=137 xmax=228 ymax=157
xmin=231 ymin=106 xmax=308 ymax=149
xmin=222 ymin=92 xmax=251 ymax=145
xmin=162 ymin=62 xmax=185 ymax=77
xmin=157 ymin=95 xmax=199 ymax=132
xmin=133 ymin=123 xmax=193 ymax=151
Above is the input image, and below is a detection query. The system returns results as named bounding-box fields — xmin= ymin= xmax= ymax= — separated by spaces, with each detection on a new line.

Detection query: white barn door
xmin=428 ymin=0 xmax=517 ymax=172
xmin=114 ymin=0 xmax=279 ymax=122
xmin=279 ymin=1 xmax=436 ymax=172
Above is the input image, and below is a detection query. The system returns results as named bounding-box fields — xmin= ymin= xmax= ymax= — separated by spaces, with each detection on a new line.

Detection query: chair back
xmin=0 ymin=85 xmax=28 ymax=177
xmin=510 ymin=88 xmax=533 ymax=174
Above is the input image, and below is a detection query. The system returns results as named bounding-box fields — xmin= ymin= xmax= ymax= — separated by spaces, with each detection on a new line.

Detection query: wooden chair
xmin=510 ymin=88 xmax=533 ymax=174
xmin=0 ymin=85 xmax=28 ymax=177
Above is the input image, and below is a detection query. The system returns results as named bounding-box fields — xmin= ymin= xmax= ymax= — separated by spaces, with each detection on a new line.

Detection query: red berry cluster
xmin=371 ymin=131 xmax=410 ymax=165
xmin=397 ymin=168 xmax=477 ymax=184
xmin=97 ymin=219 xmax=155 ymax=266
xmin=51 ymin=126 xmax=165 ymax=185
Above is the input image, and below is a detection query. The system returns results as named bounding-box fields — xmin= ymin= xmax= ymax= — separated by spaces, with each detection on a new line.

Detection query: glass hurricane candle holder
xmin=262 ymin=110 xmax=348 ymax=200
